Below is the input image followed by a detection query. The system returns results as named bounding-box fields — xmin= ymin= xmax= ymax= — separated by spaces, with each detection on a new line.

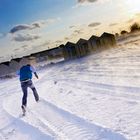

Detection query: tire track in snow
xmin=29 ymin=99 xmax=127 ymax=140
xmin=48 ymin=71 xmax=140 ymax=79
xmin=2 ymin=94 xmax=56 ymax=140
xmin=53 ymin=79 xmax=140 ymax=102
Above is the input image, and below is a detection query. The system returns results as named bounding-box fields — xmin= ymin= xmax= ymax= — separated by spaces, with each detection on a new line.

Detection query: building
xmin=47 ymin=46 xmax=64 ymax=59
xmin=99 ymin=32 xmax=116 ymax=48
xmin=9 ymin=58 xmax=21 ymax=73
xmin=76 ymin=38 xmax=90 ymax=57
xmin=88 ymin=35 xmax=100 ymax=52
xmin=63 ymin=42 xmax=77 ymax=60
xmin=0 ymin=32 xmax=117 ymax=78
xmin=31 ymin=50 xmax=48 ymax=63
xmin=0 ymin=61 xmax=11 ymax=77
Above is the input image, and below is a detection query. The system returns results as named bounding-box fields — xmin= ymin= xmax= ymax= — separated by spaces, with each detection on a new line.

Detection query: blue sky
xmin=0 ymin=0 xmax=75 ymax=33
xmin=0 ymin=0 xmax=140 ymax=62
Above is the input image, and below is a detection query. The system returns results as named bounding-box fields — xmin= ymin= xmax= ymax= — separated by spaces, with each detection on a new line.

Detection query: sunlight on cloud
xmin=124 ymin=0 xmax=140 ymax=16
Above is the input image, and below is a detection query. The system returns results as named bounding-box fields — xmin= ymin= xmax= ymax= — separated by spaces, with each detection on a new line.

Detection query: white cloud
xmin=0 ymin=33 xmax=5 ymax=38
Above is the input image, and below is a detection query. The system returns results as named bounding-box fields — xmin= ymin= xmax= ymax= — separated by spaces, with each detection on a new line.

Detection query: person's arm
xmin=34 ymin=72 xmax=39 ymax=79
xmin=30 ymin=65 xmax=39 ymax=79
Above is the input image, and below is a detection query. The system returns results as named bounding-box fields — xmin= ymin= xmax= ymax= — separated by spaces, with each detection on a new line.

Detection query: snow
xmin=0 ymin=36 xmax=140 ymax=140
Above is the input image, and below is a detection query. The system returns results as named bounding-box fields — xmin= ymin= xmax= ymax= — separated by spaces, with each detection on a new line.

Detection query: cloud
xmin=10 ymin=24 xmax=38 ymax=33
xmin=136 ymin=13 xmax=140 ymax=17
xmin=13 ymin=48 xmax=20 ymax=52
xmin=73 ymin=0 xmax=98 ymax=8
xmin=64 ymin=37 xmax=70 ymax=40
xmin=88 ymin=22 xmax=101 ymax=27
xmin=31 ymin=41 xmax=52 ymax=52
xmin=39 ymin=41 xmax=51 ymax=47
xmin=32 ymin=19 xmax=59 ymax=28
xmin=77 ymin=0 xmax=110 ymax=4
xmin=69 ymin=25 xmax=76 ymax=29
xmin=10 ymin=18 xmax=60 ymax=34
xmin=70 ymin=30 xmax=83 ymax=38
xmin=78 ymin=0 xmax=98 ymax=3
xmin=0 ymin=33 xmax=5 ymax=38
xmin=94 ymin=28 xmax=99 ymax=30
xmin=0 ymin=34 xmax=3 ymax=38
xmin=13 ymin=34 xmax=41 ymax=42
xmin=127 ymin=19 xmax=134 ymax=23
xmin=74 ymin=30 xmax=83 ymax=34
xmin=55 ymin=40 xmax=63 ymax=44
xmin=109 ymin=23 xmax=118 ymax=27
xmin=74 ymin=0 xmax=109 ymax=7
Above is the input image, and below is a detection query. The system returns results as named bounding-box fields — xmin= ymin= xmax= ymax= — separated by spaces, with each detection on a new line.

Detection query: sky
xmin=0 ymin=0 xmax=140 ymax=62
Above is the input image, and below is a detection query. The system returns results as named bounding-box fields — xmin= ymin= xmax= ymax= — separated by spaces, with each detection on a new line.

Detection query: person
xmin=17 ymin=64 xmax=39 ymax=114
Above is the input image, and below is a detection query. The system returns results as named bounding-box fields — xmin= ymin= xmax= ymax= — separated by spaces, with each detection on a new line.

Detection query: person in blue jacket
xmin=17 ymin=64 xmax=39 ymax=114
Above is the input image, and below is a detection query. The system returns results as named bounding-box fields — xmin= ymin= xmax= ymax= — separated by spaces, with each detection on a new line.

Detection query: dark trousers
xmin=21 ymin=80 xmax=39 ymax=106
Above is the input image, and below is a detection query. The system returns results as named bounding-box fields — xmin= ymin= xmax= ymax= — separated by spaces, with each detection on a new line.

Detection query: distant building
xmin=88 ymin=35 xmax=100 ymax=52
xmin=76 ymin=38 xmax=90 ymax=57
xmin=31 ymin=46 xmax=64 ymax=63
xmin=62 ymin=32 xmax=116 ymax=60
xmin=9 ymin=58 xmax=21 ymax=73
xmin=0 ymin=61 xmax=10 ymax=77
xmin=0 ymin=32 xmax=117 ymax=78
xmin=31 ymin=50 xmax=48 ymax=63
xmin=63 ymin=42 xmax=77 ymax=60
xmin=47 ymin=46 xmax=64 ymax=59
xmin=99 ymin=32 xmax=116 ymax=48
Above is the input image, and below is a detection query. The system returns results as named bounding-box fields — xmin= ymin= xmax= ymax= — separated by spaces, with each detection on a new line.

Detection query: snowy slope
xmin=0 ymin=36 xmax=140 ymax=140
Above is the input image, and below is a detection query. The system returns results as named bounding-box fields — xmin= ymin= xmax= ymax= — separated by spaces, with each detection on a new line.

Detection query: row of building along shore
xmin=0 ymin=32 xmax=116 ymax=77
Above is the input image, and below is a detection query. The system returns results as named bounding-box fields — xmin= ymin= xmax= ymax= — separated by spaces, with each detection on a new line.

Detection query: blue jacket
xmin=17 ymin=65 xmax=36 ymax=81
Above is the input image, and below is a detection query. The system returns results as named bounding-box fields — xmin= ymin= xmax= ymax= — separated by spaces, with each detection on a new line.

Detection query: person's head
xmin=20 ymin=58 xmax=30 ymax=67
xmin=26 ymin=64 xmax=31 ymax=67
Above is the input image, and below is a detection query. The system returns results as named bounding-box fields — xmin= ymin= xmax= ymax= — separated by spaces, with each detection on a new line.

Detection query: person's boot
xmin=21 ymin=105 xmax=26 ymax=116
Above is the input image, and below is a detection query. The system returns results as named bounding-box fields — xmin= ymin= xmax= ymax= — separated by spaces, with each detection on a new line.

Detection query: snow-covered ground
xmin=0 ymin=36 xmax=140 ymax=140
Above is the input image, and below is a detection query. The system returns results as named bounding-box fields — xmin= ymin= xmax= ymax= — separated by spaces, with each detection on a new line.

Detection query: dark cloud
xmin=10 ymin=24 xmax=40 ymax=33
xmin=78 ymin=0 xmax=98 ymax=3
xmin=39 ymin=41 xmax=51 ymax=47
xmin=88 ymin=22 xmax=101 ymax=27
xmin=74 ymin=30 xmax=83 ymax=34
xmin=69 ymin=25 xmax=76 ymax=29
xmin=109 ymin=23 xmax=118 ymax=27
xmin=32 ymin=23 xmax=41 ymax=28
xmin=14 ymin=48 xmax=20 ymax=51
xmin=55 ymin=40 xmax=63 ymax=44
xmin=10 ymin=19 xmax=57 ymax=33
xmin=64 ymin=37 xmax=70 ymax=40
xmin=13 ymin=34 xmax=40 ymax=42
